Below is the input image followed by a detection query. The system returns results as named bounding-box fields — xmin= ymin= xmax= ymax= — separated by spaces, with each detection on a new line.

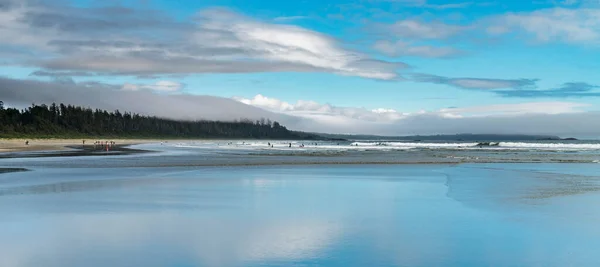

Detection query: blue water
xmin=2 ymin=148 xmax=600 ymax=266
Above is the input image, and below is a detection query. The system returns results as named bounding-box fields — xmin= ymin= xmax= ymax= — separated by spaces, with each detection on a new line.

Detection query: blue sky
xmin=2 ymin=0 xmax=600 ymax=135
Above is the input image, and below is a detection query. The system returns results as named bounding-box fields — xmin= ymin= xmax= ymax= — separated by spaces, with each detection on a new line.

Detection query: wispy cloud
xmin=496 ymin=82 xmax=600 ymax=97
xmin=368 ymin=5 xmax=600 ymax=48
xmin=411 ymin=74 xmax=538 ymax=90
xmin=411 ymin=74 xmax=600 ymax=98
xmin=375 ymin=0 xmax=473 ymax=9
xmin=485 ymin=8 xmax=600 ymax=44
xmin=374 ymin=19 xmax=468 ymax=40
xmin=439 ymin=102 xmax=589 ymax=116
xmin=122 ymin=81 xmax=184 ymax=93
xmin=273 ymin=16 xmax=309 ymax=22
xmin=373 ymin=40 xmax=463 ymax=58
xmin=560 ymin=0 xmax=579 ymax=5
xmin=368 ymin=18 xmax=468 ymax=59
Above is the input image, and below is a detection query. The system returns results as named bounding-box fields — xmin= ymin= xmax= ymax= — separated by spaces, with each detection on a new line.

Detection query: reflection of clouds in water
xmin=242 ymin=178 xmax=286 ymax=190
xmin=241 ymin=221 xmax=340 ymax=261
xmin=0 ymin=213 xmax=342 ymax=267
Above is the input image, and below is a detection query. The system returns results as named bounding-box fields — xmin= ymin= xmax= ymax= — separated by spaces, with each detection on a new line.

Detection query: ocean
xmin=1 ymin=140 xmax=600 ymax=266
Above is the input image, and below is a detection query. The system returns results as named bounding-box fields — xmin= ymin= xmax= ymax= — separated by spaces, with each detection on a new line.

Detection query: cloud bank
xmin=2 ymin=77 xmax=600 ymax=136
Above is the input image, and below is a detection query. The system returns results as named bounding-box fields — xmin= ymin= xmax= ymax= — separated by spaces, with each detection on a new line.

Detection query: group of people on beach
xmin=92 ymin=140 xmax=116 ymax=151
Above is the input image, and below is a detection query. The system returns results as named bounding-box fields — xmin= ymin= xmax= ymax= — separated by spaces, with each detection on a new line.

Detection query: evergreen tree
xmin=0 ymin=101 xmax=317 ymax=139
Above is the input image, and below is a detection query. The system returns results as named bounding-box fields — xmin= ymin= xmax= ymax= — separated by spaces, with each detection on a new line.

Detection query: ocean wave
xmin=499 ymin=142 xmax=600 ymax=150
xmin=169 ymin=140 xmax=600 ymax=152
xmin=351 ymin=142 xmax=478 ymax=148
xmin=352 ymin=141 xmax=600 ymax=151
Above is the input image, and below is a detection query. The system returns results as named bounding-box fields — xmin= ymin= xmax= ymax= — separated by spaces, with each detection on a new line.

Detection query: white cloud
xmin=372 ymin=6 xmax=600 ymax=47
xmin=193 ymin=8 xmax=403 ymax=80
xmin=234 ymin=94 xmax=589 ymax=127
xmin=372 ymin=108 xmax=398 ymax=114
xmin=381 ymin=19 xmax=467 ymax=39
xmin=122 ymin=80 xmax=183 ymax=92
xmin=373 ymin=40 xmax=462 ymax=58
xmin=234 ymin=94 xmax=295 ymax=112
xmin=233 ymin=94 xmax=405 ymax=122
xmin=487 ymin=8 xmax=600 ymax=44
xmin=233 ymin=94 xmax=600 ymax=135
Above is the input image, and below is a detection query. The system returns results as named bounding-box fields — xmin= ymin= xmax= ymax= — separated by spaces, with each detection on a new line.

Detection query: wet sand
xmin=0 ymin=139 xmax=155 ymax=153
xmin=0 ymin=168 xmax=28 ymax=174
xmin=0 ymin=143 xmax=152 ymax=159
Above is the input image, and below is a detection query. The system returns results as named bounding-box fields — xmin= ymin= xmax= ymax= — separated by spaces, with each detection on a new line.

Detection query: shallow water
xmin=2 ymin=145 xmax=600 ymax=266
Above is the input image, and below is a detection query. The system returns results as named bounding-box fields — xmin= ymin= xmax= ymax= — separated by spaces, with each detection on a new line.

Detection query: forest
xmin=0 ymin=101 xmax=318 ymax=139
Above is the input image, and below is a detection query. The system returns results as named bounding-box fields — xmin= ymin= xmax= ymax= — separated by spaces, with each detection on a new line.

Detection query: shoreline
xmin=0 ymin=143 xmax=152 ymax=159
xmin=0 ymin=138 xmax=157 ymax=153
xmin=0 ymin=138 xmax=327 ymax=153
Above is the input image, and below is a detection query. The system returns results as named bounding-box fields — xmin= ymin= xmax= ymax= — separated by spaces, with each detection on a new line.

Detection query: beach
xmin=0 ymin=138 xmax=151 ymax=153
xmin=2 ymin=140 xmax=600 ymax=266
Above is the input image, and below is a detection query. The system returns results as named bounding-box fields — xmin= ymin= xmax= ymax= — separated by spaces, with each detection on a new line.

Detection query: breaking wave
xmin=168 ymin=140 xmax=600 ymax=152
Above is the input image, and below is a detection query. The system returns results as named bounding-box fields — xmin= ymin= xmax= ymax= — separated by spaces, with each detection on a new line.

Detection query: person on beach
xmin=289 ymin=143 xmax=292 ymax=148
xmin=25 ymin=140 xmax=29 ymax=145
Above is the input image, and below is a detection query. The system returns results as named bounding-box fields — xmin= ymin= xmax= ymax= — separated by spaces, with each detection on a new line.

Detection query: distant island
xmin=0 ymin=101 xmax=319 ymax=140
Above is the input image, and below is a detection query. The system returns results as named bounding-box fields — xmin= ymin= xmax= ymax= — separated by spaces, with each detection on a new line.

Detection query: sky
xmin=1 ymin=0 xmax=600 ymax=137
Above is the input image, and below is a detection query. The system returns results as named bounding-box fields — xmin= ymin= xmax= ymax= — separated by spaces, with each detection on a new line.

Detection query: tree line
xmin=0 ymin=101 xmax=318 ymax=139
